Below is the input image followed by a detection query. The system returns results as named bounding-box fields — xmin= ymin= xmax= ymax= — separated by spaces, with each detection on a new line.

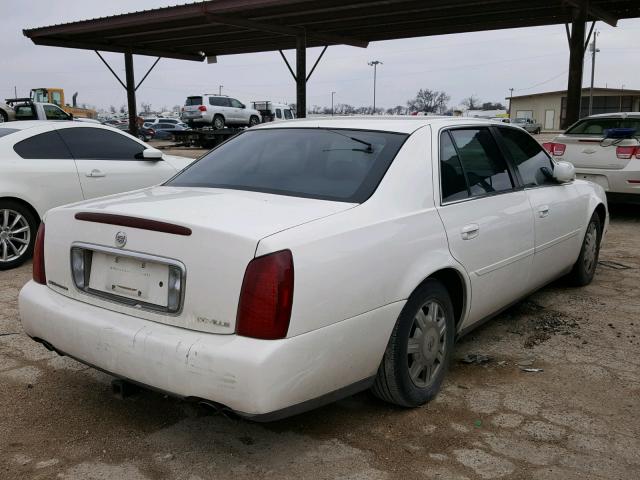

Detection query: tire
xmin=372 ymin=279 xmax=455 ymax=407
xmin=535 ymin=128 xmax=541 ymax=134
xmin=566 ymin=212 xmax=601 ymax=286
xmin=212 ymin=115 xmax=225 ymax=130
xmin=0 ymin=110 xmax=7 ymax=123
xmin=249 ymin=115 xmax=260 ymax=127
xmin=0 ymin=200 xmax=39 ymax=270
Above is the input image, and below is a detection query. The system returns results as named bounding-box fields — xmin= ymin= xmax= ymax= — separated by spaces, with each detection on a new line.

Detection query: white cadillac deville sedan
xmin=20 ymin=117 xmax=608 ymax=420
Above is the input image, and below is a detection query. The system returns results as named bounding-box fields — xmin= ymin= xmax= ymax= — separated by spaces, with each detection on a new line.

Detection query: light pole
xmin=509 ymin=87 xmax=514 ymax=119
xmin=219 ymin=85 xmax=223 ymax=95
xmin=619 ymin=84 xmax=625 ymax=111
xmin=588 ymin=31 xmax=599 ymax=116
xmin=368 ymin=60 xmax=382 ymax=114
xmin=331 ymin=91 xmax=336 ymax=116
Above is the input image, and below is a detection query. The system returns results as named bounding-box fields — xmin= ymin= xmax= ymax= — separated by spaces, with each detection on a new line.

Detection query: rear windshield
xmin=167 ymin=128 xmax=408 ymax=203
xmin=185 ymin=96 xmax=202 ymax=106
xmin=0 ymin=128 xmax=19 ymax=138
xmin=565 ymin=117 xmax=640 ymax=136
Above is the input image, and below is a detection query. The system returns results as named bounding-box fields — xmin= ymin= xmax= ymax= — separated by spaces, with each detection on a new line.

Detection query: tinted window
xmin=44 ymin=105 xmax=69 ymax=120
xmin=156 ymin=123 xmax=174 ymax=130
xmin=168 ymin=128 xmax=408 ymax=203
xmin=185 ymin=96 xmax=202 ymax=106
xmin=440 ymin=132 xmax=469 ymax=202
xmin=13 ymin=131 xmax=72 ymax=159
xmin=450 ymin=128 xmax=513 ymax=196
xmin=498 ymin=127 xmax=554 ymax=187
xmin=284 ymin=109 xmax=293 ymax=120
xmin=58 ymin=127 xmax=145 ymax=160
xmin=276 ymin=109 xmax=283 ymax=119
xmin=0 ymin=128 xmax=19 ymax=138
xmin=230 ymin=99 xmax=243 ymax=108
xmin=565 ymin=117 xmax=640 ymax=135
xmin=210 ymin=97 xmax=229 ymax=107
xmin=14 ymin=105 xmax=36 ymax=120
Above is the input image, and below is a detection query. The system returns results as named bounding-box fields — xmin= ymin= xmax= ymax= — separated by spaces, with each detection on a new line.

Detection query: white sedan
xmin=19 ymin=117 xmax=607 ymax=420
xmin=0 ymin=121 xmax=194 ymax=269
xmin=543 ymin=112 xmax=640 ymax=204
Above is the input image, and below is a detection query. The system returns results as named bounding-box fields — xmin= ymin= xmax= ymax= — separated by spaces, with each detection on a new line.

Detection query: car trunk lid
xmin=553 ymin=134 xmax=639 ymax=170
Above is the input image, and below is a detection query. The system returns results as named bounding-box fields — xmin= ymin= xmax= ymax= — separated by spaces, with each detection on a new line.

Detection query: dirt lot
xmin=1 ymin=142 xmax=639 ymax=479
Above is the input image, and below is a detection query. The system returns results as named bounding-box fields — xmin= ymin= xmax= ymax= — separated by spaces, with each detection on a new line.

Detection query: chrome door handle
xmin=461 ymin=223 xmax=480 ymax=240
xmin=86 ymin=169 xmax=105 ymax=178
xmin=538 ymin=205 xmax=550 ymax=218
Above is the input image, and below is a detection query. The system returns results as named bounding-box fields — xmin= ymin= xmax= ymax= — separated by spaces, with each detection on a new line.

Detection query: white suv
xmin=182 ymin=95 xmax=261 ymax=129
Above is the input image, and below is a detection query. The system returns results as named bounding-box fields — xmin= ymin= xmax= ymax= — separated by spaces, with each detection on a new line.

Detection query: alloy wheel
xmin=583 ymin=222 xmax=598 ymax=274
xmin=0 ymin=209 xmax=31 ymax=263
xmin=407 ymin=300 xmax=447 ymax=388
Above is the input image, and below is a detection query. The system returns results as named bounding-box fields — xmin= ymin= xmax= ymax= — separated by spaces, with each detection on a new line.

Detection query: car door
xmin=56 ymin=125 xmax=177 ymax=200
xmin=435 ymin=127 xmax=534 ymax=327
xmin=9 ymin=128 xmax=84 ymax=211
xmin=229 ymin=98 xmax=246 ymax=124
xmin=496 ymin=126 xmax=584 ymax=287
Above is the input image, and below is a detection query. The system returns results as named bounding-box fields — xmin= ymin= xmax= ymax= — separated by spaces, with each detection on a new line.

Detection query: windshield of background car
xmin=185 ymin=96 xmax=202 ymax=106
xmin=565 ymin=117 xmax=640 ymax=135
xmin=167 ymin=128 xmax=408 ymax=203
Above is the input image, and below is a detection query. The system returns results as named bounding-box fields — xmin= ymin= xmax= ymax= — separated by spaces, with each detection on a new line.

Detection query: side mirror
xmin=241 ymin=104 xmax=246 ymax=109
xmin=68 ymin=113 xmax=74 ymax=120
xmin=553 ymin=161 xmax=575 ymax=183
xmin=142 ymin=147 xmax=163 ymax=160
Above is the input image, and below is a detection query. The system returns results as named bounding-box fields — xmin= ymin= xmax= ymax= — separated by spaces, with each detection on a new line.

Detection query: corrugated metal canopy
xmin=23 ymin=0 xmax=640 ymax=61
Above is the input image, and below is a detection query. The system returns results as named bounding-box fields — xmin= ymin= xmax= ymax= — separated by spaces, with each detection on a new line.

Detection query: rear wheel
xmin=213 ymin=115 xmax=225 ymax=130
xmin=0 ymin=200 xmax=38 ymax=270
xmin=0 ymin=110 xmax=7 ymax=123
xmin=249 ymin=115 xmax=260 ymax=127
xmin=567 ymin=212 xmax=601 ymax=286
xmin=372 ymin=279 xmax=455 ymax=407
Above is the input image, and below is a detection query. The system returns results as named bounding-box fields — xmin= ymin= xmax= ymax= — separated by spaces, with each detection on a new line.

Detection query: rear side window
xmin=498 ymin=127 xmax=554 ymax=187
xmin=58 ymin=127 xmax=145 ymax=160
xmin=210 ymin=97 xmax=229 ymax=107
xmin=449 ymin=128 xmax=514 ymax=196
xmin=14 ymin=105 xmax=36 ymax=120
xmin=167 ymin=128 xmax=408 ymax=203
xmin=565 ymin=117 xmax=640 ymax=135
xmin=185 ymin=96 xmax=202 ymax=106
xmin=440 ymin=132 xmax=469 ymax=202
xmin=13 ymin=130 xmax=72 ymax=159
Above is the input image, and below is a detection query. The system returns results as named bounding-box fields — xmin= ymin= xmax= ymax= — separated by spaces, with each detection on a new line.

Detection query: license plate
xmin=578 ymin=174 xmax=610 ymax=191
xmin=88 ymin=252 xmax=170 ymax=307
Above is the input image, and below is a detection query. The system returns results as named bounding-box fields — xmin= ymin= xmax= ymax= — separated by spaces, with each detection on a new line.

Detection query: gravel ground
xmin=1 ymin=142 xmax=639 ymax=479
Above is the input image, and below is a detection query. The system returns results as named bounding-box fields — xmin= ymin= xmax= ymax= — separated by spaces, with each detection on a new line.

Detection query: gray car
xmin=0 ymin=102 xmax=16 ymax=123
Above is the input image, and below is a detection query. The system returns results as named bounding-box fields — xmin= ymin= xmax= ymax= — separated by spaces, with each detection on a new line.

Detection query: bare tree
xmin=109 ymin=105 xmax=116 ymax=114
xmin=140 ymin=102 xmax=152 ymax=114
xmin=481 ymin=101 xmax=505 ymax=110
xmin=461 ymin=95 xmax=481 ymax=110
xmin=407 ymin=89 xmax=450 ymax=114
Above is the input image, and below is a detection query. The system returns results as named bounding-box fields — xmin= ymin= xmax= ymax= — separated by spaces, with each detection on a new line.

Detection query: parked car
xmin=543 ymin=113 xmax=640 ymax=204
xmin=1 ymin=102 xmax=16 ymax=123
xmin=19 ymin=117 xmax=607 ymax=420
xmin=152 ymin=122 xmax=190 ymax=140
xmin=250 ymin=101 xmax=295 ymax=122
xmin=114 ymin=123 xmax=156 ymax=142
xmin=0 ymin=121 xmax=193 ymax=269
xmin=182 ymin=94 xmax=261 ymax=129
xmin=8 ymin=99 xmax=73 ymax=121
xmin=512 ymin=117 xmax=542 ymax=134
xmin=146 ymin=117 xmax=182 ymax=126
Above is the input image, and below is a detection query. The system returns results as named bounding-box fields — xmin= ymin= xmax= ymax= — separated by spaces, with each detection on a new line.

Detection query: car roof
xmin=585 ymin=112 xmax=640 ymax=119
xmin=253 ymin=115 xmax=504 ymax=134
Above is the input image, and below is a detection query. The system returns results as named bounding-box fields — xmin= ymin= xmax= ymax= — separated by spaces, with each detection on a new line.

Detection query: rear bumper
xmin=19 ymin=281 xmax=401 ymax=419
xmin=575 ymin=164 xmax=640 ymax=196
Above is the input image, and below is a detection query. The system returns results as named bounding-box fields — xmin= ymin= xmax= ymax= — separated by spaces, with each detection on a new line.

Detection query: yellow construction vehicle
xmin=30 ymin=88 xmax=97 ymax=119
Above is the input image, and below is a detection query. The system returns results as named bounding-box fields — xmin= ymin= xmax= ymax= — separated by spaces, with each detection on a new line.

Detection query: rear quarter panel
xmin=257 ymin=126 xmax=468 ymax=337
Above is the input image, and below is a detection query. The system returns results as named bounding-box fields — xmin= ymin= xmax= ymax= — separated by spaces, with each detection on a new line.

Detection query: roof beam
xmin=204 ymin=13 xmax=368 ymax=48
xmin=564 ymin=0 xmax=618 ymax=26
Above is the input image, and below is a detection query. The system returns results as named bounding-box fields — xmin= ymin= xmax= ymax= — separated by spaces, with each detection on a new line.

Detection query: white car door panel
xmin=436 ymin=127 xmax=534 ymax=328
xmin=56 ymin=126 xmax=176 ymax=200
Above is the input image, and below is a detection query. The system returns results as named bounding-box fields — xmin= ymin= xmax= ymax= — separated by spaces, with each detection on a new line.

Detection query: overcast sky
xmin=2 ymin=0 xmax=639 ymax=111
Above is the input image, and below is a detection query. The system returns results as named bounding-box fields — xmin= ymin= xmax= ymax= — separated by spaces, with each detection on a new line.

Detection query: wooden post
xmin=124 ymin=51 xmax=138 ymax=136
xmin=564 ymin=3 xmax=587 ymax=128
xmin=296 ymin=33 xmax=306 ymax=118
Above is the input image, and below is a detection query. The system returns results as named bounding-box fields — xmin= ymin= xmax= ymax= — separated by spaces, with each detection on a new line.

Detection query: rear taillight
xmin=198 ymin=105 xmax=207 ymax=112
xmin=542 ymin=142 xmax=566 ymax=156
xmin=33 ymin=223 xmax=46 ymax=285
xmin=236 ymin=250 xmax=294 ymax=340
xmin=616 ymin=146 xmax=639 ymax=159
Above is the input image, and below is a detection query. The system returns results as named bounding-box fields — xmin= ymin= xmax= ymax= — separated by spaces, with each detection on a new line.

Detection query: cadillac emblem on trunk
xmin=115 ymin=231 xmax=127 ymax=248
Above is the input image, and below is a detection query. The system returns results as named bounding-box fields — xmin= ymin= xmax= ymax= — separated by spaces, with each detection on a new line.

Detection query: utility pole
xmin=508 ymin=87 xmax=514 ymax=119
xmin=219 ymin=85 xmax=223 ymax=95
xmin=14 ymin=86 xmax=17 ymax=99
xmin=619 ymin=84 xmax=625 ymax=111
xmin=588 ymin=31 xmax=599 ymax=116
xmin=331 ymin=91 xmax=336 ymax=116
xmin=368 ymin=60 xmax=382 ymax=114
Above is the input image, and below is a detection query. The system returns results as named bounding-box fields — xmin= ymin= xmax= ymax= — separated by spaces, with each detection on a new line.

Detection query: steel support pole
xmin=124 ymin=51 xmax=137 ymax=136
xmin=588 ymin=31 xmax=597 ymax=116
xmin=296 ymin=33 xmax=306 ymax=118
xmin=564 ymin=3 xmax=587 ymax=128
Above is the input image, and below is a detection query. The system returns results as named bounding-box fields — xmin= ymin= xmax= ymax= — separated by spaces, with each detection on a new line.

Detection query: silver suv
xmin=182 ymin=94 xmax=261 ymax=129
